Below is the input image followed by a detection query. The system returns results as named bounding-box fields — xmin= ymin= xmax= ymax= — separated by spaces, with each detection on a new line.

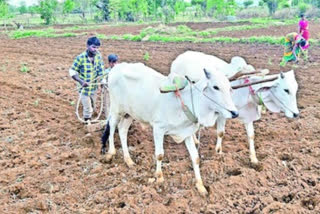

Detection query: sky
xmin=7 ymin=0 xmax=39 ymax=7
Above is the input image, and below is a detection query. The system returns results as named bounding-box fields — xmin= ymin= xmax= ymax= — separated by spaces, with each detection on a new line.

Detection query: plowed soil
xmin=1 ymin=22 xmax=319 ymax=213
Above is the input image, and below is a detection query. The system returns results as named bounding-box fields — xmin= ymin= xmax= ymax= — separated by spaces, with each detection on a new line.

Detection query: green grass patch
xmin=122 ymin=34 xmax=142 ymax=41
xmin=244 ymin=17 xmax=298 ymax=25
xmin=10 ymin=29 xmax=54 ymax=39
xmin=9 ymin=29 xmax=80 ymax=39
xmin=20 ymin=63 xmax=30 ymax=73
xmin=139 ymin=21 xmax=297 ymax=40
xmin=61 ymin=25 xmax=103 ymax=32
xmin=96 ymin=34 xmax=108 ymax=40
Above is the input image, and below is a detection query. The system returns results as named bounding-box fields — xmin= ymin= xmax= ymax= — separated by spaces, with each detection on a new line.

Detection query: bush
xmin=243 ymin=0 xmax=254 ymax=9
xmin=176 ymin=25 xmax=192 ymax=34
xmin=272 ymin=8 xmax=298 ymax=19
xmin=298 ymin=3 xmax=309 ymax=15
xmin=279 ymin=1 xmax=290 ymax=8
xmin=305 ymin=7 xmax=320 ymax=19
xmin=236 ymin=7 xmax=269 ymax=19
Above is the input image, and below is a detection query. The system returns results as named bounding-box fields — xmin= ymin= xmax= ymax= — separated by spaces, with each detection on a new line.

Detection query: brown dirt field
xmin=0 ymin=23 xmax=320 ymax=213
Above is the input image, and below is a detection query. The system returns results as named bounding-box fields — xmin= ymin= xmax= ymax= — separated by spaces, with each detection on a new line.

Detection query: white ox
xmin=172 ymin=51 xmax=255 ymax=81
xmin=171 ymin=51 xmax=299 ymax=164
xmin=101 ymin=62 xmax=238 ymax=196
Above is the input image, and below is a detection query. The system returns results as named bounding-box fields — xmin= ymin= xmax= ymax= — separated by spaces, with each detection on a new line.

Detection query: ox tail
xmin=101 ymin=121 xmax=110 ymax=155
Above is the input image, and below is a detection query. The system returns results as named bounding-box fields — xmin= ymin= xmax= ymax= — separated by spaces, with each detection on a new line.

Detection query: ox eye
xmin=284 ymin=89 xmax=290 ymax=94
xmin=213 ymin=86 xmax=220 ymax=90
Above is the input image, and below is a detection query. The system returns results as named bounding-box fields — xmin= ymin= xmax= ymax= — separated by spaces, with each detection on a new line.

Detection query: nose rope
xmin=191 ymin=82 xmax=235 ymax=113
xmin=243 ymin=77 xmax=266 ymax=112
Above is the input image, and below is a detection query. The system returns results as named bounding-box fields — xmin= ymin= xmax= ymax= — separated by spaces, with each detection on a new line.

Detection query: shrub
xmin=272 ymin=8 xmax=298 ymax=19
xmin=20 ymin=63 xmax=30 ymax=73
xmin=176 ymin=25 xmax=192 ymax=34
xmin=143 ymin=51 xmax=150 ymax=61
xmin=243 ymin=0 xmax=254 ymax=9
xmin=236 ymin=7 xmax=269 ymax=19
xmin=305 ymin=7 xmax=320 ymax=19
xmin=298 ymin=3 xmax=309 ymax=15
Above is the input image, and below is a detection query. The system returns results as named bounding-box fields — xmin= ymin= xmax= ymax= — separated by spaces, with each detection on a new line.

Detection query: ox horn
xmin=232 ymin=76 xmax=278 ymax=90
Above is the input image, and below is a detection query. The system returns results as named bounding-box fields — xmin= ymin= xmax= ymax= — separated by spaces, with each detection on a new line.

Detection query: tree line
xmin=1 ymin=0 xmax=320 ymax=25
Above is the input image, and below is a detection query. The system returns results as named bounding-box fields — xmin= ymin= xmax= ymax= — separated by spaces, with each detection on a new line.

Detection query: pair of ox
xmin=101 ymin=51 xmax=299 ymax=196
xmin=171 ymin=51 xmax=299 ymax=164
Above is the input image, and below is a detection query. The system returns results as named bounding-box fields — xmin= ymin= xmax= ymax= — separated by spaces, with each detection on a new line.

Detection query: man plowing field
xmin=69 ymin=36 xmax=106 ymax=124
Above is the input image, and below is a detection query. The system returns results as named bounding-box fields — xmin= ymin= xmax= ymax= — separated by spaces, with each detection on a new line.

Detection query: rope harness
xmin=75 ymin=73 xmax=108 ymax=124
xmin=173 ymin=83 xmax=198 ymax=124
xmin=173 ymin=80 xmax=203 ymax=151
xmin=243 ymin=77 xmax=266 ymax=113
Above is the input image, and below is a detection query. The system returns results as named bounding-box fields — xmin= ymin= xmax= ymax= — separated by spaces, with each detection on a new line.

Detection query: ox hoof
xmin=109 ymin=149 xmax=116 ymax=156
xmin=215 ymin=147 xmax=223 ymax=155
xmin=125 ymin=158 xmax=135 ymax=168
xmin=196 ymin=182 xmax=208 ymax=197
xmin=155 ymin=171 xmax=164 ymax=183
xmin=105 ymin=154 xmax=114 ymax=162
xmin=250 ymin=157 xmax=259 ymax=165
xmin=156 ymin=176 xmax=164 ymax=183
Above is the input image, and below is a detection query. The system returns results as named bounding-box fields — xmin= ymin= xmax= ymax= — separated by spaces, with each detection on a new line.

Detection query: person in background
xmin=280 ymin=32 xmax=307 ymax=67
xmin=298 ymin=14 xmax=310 ymax=59
xmin=69 ymin=36 xmax=105 ymax=123
xmin=106 ymin=54 xmax=119 ymax=74
xmin=102 ymin=54 xmax=119 ymax=119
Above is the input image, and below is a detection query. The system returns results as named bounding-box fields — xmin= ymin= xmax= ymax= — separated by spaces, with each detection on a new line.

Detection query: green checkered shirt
xmin=71 ymin=51 xmax=105 ymax=96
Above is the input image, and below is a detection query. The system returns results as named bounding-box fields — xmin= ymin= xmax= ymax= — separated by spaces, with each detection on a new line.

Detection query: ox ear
xmin=280 ymin=72 xmax=285 ymax=79
xmin=203 ymin=68 xmax=211 ymax=79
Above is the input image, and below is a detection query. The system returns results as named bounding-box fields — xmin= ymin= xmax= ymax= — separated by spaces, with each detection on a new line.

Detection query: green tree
xmin=174 ymin=0 xmax=187 ymax=15
xmin=75 ymin=0 xmax=94 ymax=22
xmin=63 ymin=0 xmax=75 ymax=15
xmin=28 ymin=5 xmax=39 ymax=16
xmin=129 ymin=0 xmax=148 ymax=20
xmin=191 ymin=0 xmax=206 ymax=14
xmin=95 ymin=0 xmax=110 ymax=21
xmin=206 ymin=0 xmax=236 ymax=17
xmin=244 ymin=0 xmax=254 ymax=8
xmin=39 ymin=0 xmax=58 ymax=25
xmin=18 ymin=1 xmax=27 ymax=14
xmin=108 ymin=0 xmax=121 ymax=20
xmin=0 ymin=1 xmax=8 ymax=17
xmin=263 ymin=0 xmax=278 ymax=15
xmin=113 ymin=0 xmax=149 ymax=21
xmin=278 ymin=0 xmax=290 ymax=8
xmin=298 ymin=2 xmax=309 ymax=14
xmin=146 ymin=0 xmax=162 ymax=18
xmin=0 ymin=1 xmax=9 ymax=31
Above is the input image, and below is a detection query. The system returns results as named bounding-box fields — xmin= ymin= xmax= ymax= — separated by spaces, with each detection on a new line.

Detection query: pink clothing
xmin=299 ymin=19 xmax=310 ymax=40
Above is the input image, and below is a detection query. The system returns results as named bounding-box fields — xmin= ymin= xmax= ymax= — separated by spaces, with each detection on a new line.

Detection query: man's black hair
xmin=300 ymin=13 xmax=305 ymax=18
xmin=87 ymin=37 xmax=101 ymax=46
xmin=108 ymin=54 xmax=118 ymax=63
xmin=300 ymin=39 xmax=306 ymax=47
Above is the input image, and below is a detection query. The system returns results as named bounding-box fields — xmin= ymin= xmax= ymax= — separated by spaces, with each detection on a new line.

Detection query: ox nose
xmin=293 ymin=113 xmax=299 ymax=118
xmin=231 ymin=111 xmax=239 ymax=118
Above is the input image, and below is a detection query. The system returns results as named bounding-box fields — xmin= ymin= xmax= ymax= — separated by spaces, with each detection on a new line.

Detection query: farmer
xmin=280 ymin=32 xmax=307 ymax=67
xmin=105 ymin=54 xmax=119 ymax=74
xmin=299 ymin=14 xmax=310 ymax=43
xmin=298 ymin=14 xmax=310 ymax=58
xmin=101 ymin=54 xmax=119 ymax=119
xmin=69 ymin=36 xmax=105 ymax=123
xmin=101 ymin=54 xmax=118 ymax=89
